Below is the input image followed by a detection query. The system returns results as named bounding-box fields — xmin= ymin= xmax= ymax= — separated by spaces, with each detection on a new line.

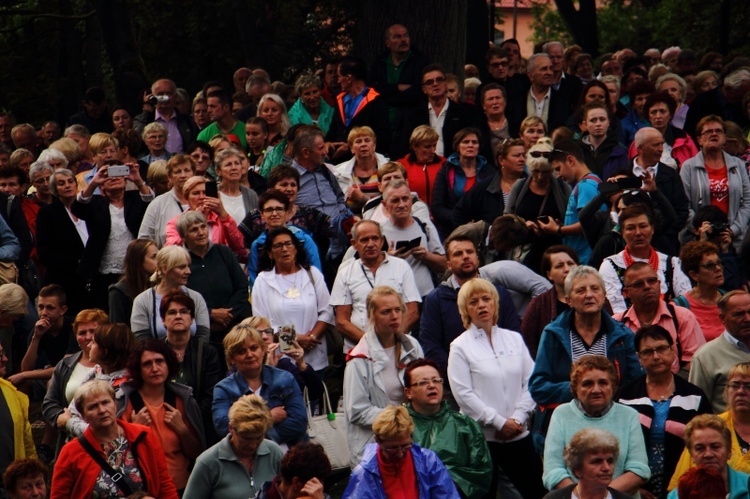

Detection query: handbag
xmin=304 ymin=383 xmax=349 ymax=470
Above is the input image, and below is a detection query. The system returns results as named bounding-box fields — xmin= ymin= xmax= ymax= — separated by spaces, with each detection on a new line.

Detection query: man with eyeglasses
xmin=343 ymin=405 xmax=460 ymax=498
xmin=404 ymin=359 xmax=492 ymax=499
xmin=613 ymin=262 xmax=705 ymax=375
xmin=632 ymin=127 xmax=689 ymax=255
xmin=133 ymin=78 xmax=199 ymax=154
xmin=393 ymin=63 xmax=480 ymax=159
xmin=689 ymin=291 xmax=750 ymax=414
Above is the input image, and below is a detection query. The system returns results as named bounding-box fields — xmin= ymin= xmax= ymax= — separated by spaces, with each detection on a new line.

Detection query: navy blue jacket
xmin=421 ymin=279 xmax=520 ymax=372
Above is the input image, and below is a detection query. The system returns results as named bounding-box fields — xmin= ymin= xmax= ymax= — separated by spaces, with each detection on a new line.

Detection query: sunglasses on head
xmin=529 ymin=148 xmax=566 ymax=159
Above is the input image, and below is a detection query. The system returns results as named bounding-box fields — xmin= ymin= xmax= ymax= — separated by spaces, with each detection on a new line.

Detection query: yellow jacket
xmin=0 ymin=378 xmax=36 ymax=461
xmin=668 ymin=411 xmax=750 ymax=490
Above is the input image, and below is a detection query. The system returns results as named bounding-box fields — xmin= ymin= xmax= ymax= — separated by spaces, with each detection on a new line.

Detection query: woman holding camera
xmin=72 ymin=162 xmax=154 ymax=311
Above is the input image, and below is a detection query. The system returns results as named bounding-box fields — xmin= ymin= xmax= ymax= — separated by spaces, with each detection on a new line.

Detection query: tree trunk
xmin=95 ymin=0 xmax=149 ymax=115
xmin=355 ymin=0 xmax=467 ymax=75
xmin=554 ymin=0 xmax=599 ymax=56
xmin=465 ymin=0 xmax=490 ymax=75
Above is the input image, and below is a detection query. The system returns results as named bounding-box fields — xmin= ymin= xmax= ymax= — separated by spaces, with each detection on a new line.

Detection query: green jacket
xmin=407 ymin=401 xmax=493 ymax=499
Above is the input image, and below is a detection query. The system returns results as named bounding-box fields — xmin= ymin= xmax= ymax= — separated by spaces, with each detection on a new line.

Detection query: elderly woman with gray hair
xmin=214 ymin=147 xmax=258 ymax=227
xmin=529 ymin=265 xmax=642 ymax=452
xmin=177 ymin=210 xmax=251 ymax=345
xmin=288 ymin=71 xmax=334 ymax=135
xmin=504 ymin=138 xmax=572 ymax=272
xmin=543 ymin=428 xmax=632 ymax=499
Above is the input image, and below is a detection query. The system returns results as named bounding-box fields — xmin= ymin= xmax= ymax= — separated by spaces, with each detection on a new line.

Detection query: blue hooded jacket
xmin=343 ymin=443 xmax=461 ymax=499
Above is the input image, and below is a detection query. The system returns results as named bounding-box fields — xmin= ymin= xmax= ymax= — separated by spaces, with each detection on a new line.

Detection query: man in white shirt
xmin=330 ymin=219 xmax=421 ymax=351
xmin=380 ymin=179 xmax=446 ymax=298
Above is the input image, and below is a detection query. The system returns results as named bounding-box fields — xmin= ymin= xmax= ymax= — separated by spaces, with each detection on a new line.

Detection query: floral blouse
xmin=92 ymin=434 xmax=144 ymax=498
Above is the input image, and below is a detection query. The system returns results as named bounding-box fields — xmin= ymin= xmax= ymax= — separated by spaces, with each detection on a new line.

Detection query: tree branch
xmin=0 ymin=9 xmax=97 ymax=20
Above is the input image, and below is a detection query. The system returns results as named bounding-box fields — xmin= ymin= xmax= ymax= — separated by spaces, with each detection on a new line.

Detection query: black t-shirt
xmin=31 ymin=316 xmax=77 ymax=369
xmin=515 ymin=189 xmax=562 ymax=223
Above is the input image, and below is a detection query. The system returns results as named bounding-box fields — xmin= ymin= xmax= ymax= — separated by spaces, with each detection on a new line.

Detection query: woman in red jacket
xmin=51 ymin=379 xmax=178 ymax=499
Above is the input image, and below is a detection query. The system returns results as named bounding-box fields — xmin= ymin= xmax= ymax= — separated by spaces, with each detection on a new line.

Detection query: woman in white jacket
xmin=343 ymin=286 xmax=423 ymax=466
xmin=448 ymin=278 xmax=545 ymax=498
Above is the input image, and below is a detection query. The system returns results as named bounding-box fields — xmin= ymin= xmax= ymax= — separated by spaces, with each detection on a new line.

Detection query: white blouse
xmin=447 ymin=323 xmax=536 ymax=443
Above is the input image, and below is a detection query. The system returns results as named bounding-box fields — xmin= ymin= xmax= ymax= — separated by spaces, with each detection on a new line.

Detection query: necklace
xmin=647 ymin=376 xmax=674 ymax=401
xmin=278 ymin=270 xmax=301 ymax=299
xmin=690 ymin=288 xmax=719 ymax=305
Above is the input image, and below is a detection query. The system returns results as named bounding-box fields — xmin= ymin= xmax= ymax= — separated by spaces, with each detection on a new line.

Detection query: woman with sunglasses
xmin=504 ymin=139 xmax=572 ymax=272
xmin=675 ymin=241 xmax=727 ymax=342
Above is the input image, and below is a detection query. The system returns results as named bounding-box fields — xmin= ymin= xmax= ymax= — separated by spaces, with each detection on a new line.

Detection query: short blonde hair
xmin=409 ymin=125 xmax=439 ymax=151
xmin=151 ymin=246 xmax=190 ymax=284
xmin=347 ymin=126 xmax=376 ymax=147
xmin=241 ymin=316 xmax=271 ymax=329
xmin=229 ymin=394 xmax=273 ymax=437
xmin=685 ymin=414 xmax=731 ymax=451
xmin=89 ymin=133 xmax=118 ymax=157
xmin=373 ymin=406 xmax=414 ymax=441
xmin=49 ymin=138 xmax=83 ymax=165
xmin=74 ymin=379 xmax=115 ymax=420
xmin=366 ymin=286 xmax=405 ymax=330
xmin=182 ymin=175 xmax=207 ymax=198
xmin=457 ymin=278 xmax=499 ymax=329
xmin=223 ymin=323 xmax=267 ymax=366
xmin=147 ymin=159 xmax=169 ymax=188
xmin=0 ymin=284 xmax=28 ymax=316
xmin=377 ymin=162 xmax=407 ymax=182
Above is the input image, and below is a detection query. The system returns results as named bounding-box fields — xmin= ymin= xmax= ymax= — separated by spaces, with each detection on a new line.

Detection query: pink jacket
xmin=165 ymin=210 xmax=247 ymax=261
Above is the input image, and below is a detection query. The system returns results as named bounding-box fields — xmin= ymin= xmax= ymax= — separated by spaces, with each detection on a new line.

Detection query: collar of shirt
xmin=449 ymin=270 xmax=485 ymax=291
xmin=155 ymin=109 xmax=176 ymax=122
xmin=529 ymin=87 xmax=551 ymax=105
xmin=723 ymin=331 xmax=750 ymax=353
xmin=428 ymin=99 xmax=449 ymax=118
xmin=632 ymin=158 xmax=658 ymax=178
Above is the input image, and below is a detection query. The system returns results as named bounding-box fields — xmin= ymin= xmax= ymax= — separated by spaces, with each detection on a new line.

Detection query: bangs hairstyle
xmin=569 ymin=355 xmax=618 ymax=395
xmin=166 ymin=154 xmax=196 ymax=176
xmin=151 ymin=245 xmax=190 ymax=284
xmin=223 ymin=323 xmax=266 ymax=366
xmin=457 ymin=278 xmax=499 ymax=329
xmin=684 ymin=414 xmax=731 ymax=451
xmin=74 ymin=309 xmax=109 ymax=333
xmin=74 ymin=379 xmax=116 ymax=417
xmin=159 ymin=291 xmax=196 ymax=320
xmin=127 ymin=339 xmax=180 ymax=388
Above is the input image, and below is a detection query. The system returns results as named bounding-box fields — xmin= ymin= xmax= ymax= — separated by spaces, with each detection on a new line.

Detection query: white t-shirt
xmin=381 ymin=218 xmax=445 ymax=297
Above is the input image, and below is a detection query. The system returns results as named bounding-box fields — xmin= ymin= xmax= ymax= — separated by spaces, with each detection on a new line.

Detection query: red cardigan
xmin=51 ymin=419 xmax=179 ymax=499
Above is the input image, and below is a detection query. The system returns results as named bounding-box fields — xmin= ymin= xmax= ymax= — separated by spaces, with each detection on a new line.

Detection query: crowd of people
xmin=1 ymin=21 xmax=750 ymax=498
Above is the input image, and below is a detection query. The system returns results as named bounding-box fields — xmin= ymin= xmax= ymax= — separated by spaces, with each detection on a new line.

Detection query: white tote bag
xmin=304 ymin=384 xmax=350 ymax=471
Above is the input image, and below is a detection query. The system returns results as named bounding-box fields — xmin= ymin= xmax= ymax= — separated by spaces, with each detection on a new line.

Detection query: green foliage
xmin=530 ymin=3 xmax=572 ymax=46
xmin=531 ymin=0 xmax=750 ymax=58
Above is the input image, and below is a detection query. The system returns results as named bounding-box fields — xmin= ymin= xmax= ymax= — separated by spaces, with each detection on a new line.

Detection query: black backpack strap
xmin=412 ymin=216 xmax=430 ymax=244
xmin=666 ymin=302 xmax=685 ymax=368
xmin=77 ymin=436 xmax=134 ymax=496
xmin=607 ymin=258 xmax=632 ymax=309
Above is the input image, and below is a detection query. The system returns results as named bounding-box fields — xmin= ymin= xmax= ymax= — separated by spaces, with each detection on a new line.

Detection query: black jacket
xmin=506 ymin=86 xmax=573 ymax=137
xmin=71 ymin=191 xmax=151 ymax=279
xmin=367 ymin=48 xmax=430 ymax=111
xmin=393 ymin=99 xmax=482 ymax=159
xmin=325 ymin=88 xmax=391 ymax=161
xmin=654 ymin=162 xmax=690 ymax=255
xmin=0 ymin=193 xmax=32 ymax=263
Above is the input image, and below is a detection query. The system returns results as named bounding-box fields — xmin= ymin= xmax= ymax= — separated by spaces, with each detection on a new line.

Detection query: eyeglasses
xmin=380 ymin=442 xmax=413 ymax=454
xmin=728 ymin=381 xmax=750 ymax=392
xmin=637 ymin=345 xmax=672 ymax=358
xmin=411 ymin=377 xmax=443 ymax=388
xmin=258 ymin=328 xmax=274 ymax=336
xmin=490 ymin=61 xmax=509 ymax=68
xmin=624 ymin=277 xmax=659 ymax=289
xmin=262 ymin=207 xmax=286 ymax=214
xmin=165 ymin=308 xmax=191 ymax=316
xmin=423 ymin=77 xmax=446 ymax=86
xmin=529 ymin=150 xmax=552 ymax=158
xmin=271 ymin=241 xmax=295 ymax=250
xmin=700 ymin=128 xmax=725 ymax=136
xmin=699 ymin=260 xmax=723 ymax=271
